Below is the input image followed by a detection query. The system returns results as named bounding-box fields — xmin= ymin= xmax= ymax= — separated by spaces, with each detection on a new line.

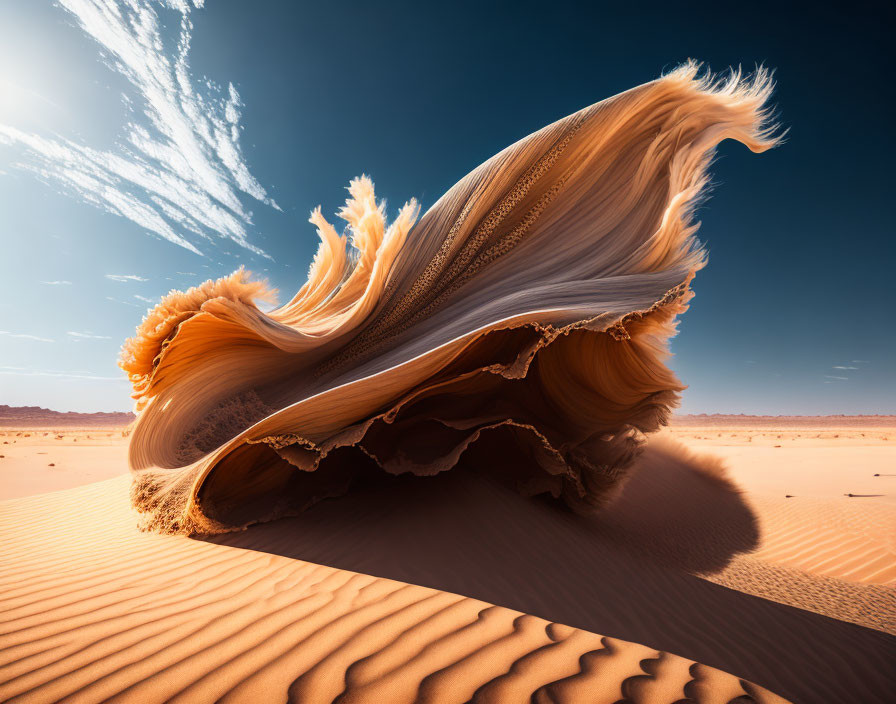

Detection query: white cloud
xmin=0 ymin=366 xmax=124 ymax=381
xmin=0 ymin=331 xmax=55 ymax=342
xmin=824 ymin=375 xmax=848 ymax=381
xmin=833 ymin=365 xmax=858 ymax=370
xmin=67 ymin=331 xmax=113 ymax=340
xmin=134 ymin=294 xmax=156 ymax=303
xmin=106 ymin=274 xmax=148 ymax=282
xmin=106 ymin=296 xmax=141 ymax=307
xmin=0 ymin=0 xmax=276 ymax=257
xmin=40 ymin=280 xmax=72 ymax=285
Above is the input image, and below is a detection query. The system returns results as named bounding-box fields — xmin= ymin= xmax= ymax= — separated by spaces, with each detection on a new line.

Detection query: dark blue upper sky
xmin=1 ymin=0 xmax=893 ymax=413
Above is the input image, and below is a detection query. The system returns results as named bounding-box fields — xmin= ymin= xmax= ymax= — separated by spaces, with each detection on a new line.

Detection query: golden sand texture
xmin=0 ymin=475 xmax=787 ymax=704
xmin=601 ymin=436 xmax=895 ymax=635
xmin=0 ymin=429 xmax=129 ymax=500
xmin=665 ymin=426 xmax=896 ymax=591
xmin=3 ymin=426 xmax=896 ymax=701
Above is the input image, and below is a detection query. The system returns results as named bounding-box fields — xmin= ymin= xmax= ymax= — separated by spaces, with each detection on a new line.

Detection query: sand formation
xmin=120 ymin=62 xmax=781 ymax=534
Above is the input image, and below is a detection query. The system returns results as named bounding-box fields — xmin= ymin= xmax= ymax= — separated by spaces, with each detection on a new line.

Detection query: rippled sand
xmin=2 ymin=421 xmax=894 ymax=701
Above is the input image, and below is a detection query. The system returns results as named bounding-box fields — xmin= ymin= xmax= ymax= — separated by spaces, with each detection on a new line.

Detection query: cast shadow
xmin=592 ymin=437 xmax=760 ymax=574
xmin=199 ymin=435 xmax=895 ymax=703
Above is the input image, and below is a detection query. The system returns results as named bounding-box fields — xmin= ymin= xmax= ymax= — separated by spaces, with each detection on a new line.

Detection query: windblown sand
xmin=1 ymin=420 xmax=894 ymax=702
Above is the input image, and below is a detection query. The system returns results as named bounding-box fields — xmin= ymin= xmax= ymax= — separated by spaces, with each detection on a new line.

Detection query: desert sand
xmin=1 ymin=416 xmax=894 ymax=702
xmin=0 ymin=429 xmax=129 ymax=501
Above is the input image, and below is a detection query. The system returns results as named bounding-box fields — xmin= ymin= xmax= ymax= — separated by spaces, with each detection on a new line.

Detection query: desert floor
xmin=0 ymin=421 xmax=893 ymax=703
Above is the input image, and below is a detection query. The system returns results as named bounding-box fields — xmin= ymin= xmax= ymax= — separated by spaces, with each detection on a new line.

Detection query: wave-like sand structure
xmin=121 ymin=62 xmax=780 ymax=534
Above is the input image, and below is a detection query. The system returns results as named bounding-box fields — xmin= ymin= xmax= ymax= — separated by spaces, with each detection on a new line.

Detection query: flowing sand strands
xmin=120 ymin=61 xmax=782 ymax=534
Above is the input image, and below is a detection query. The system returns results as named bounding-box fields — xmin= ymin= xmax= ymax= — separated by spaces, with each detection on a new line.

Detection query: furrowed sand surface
xmin=667 ymin=418 xmax=896 ymax=597
xmin=1 ymin=418 xmax=894 ymax=702
xmin=0 ymin=475 xmax=786 ymax=704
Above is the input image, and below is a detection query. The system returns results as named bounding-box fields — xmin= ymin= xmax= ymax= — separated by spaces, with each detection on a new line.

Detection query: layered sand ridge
xmin=120 ymin=65 xmax=782 ymax=536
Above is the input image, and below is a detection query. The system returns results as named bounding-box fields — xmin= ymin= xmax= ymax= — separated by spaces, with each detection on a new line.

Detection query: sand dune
xmin=671 ymin=414 xmax=896 ymax=429
xmin=666 ymin=426 xmax=896 ymax=589
xmin=594 ymin=438 xmax=895 ymax=637
xmin=0 ymin=473 xmax=789 ymax=704
xmin=734 ymin=495 xmax=895 ymax=584
xmin=0 ymin=405 xmax=134 ymax=429
xmin=3 ymin=425 xmax=896 ymax=701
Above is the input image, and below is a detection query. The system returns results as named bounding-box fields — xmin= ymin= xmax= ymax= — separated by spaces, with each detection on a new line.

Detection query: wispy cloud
xmin=824 ymin=375 xmax=848 ymax=381
xmin=106 ymin=274 xmax=148 ymax=282
xmin=0 ymin=331 xmax=55 ymax=343
xmin=833 ymin=365 xmax=858 ymax=370
xmin=0 ymin=366 xmax=124 ymax=381
xmin=40 ymin=280 xmax=72 ymax=285
xmin=133 ymin=294 xmax=156 ymax=303
xmin=851 ymin=360 xmax=870 ymax=364
xmin=106 ymin=296 xmax=141 ymax=307
xmin=67 ymin=331 xmax=112 ymax=340
xmin=0 ymin=0 xmax=276 ymax=257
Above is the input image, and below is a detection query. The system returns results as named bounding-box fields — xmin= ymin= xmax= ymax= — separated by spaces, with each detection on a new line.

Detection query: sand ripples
xmin=0 ymin=477 xmax=789 ymax=703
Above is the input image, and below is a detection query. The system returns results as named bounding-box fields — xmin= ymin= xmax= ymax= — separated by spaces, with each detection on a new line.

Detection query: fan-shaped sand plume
xmin=120 ymin=62 xmax=781 ymax=534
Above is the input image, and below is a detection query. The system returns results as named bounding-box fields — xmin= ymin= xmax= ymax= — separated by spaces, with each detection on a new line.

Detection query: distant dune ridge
xmin=671 ymin=414 xmax=896 ymax=428
xmin=0 ymin=405 xmax=134 ymax=428
xmin=117 ymin=62 xmax=782 ymax=535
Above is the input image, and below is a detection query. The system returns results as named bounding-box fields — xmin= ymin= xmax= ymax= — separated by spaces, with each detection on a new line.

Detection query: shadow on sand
xmin=201 ymin=436 xmax=895 ymax=703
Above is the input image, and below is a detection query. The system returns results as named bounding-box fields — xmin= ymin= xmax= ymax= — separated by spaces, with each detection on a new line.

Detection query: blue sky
xmin=1 ymin=0 xmax=893 ymax=414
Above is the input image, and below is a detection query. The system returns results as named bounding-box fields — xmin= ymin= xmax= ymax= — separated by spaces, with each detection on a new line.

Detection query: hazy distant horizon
xmin=4 ymin=401 xmax=896 ymax=419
